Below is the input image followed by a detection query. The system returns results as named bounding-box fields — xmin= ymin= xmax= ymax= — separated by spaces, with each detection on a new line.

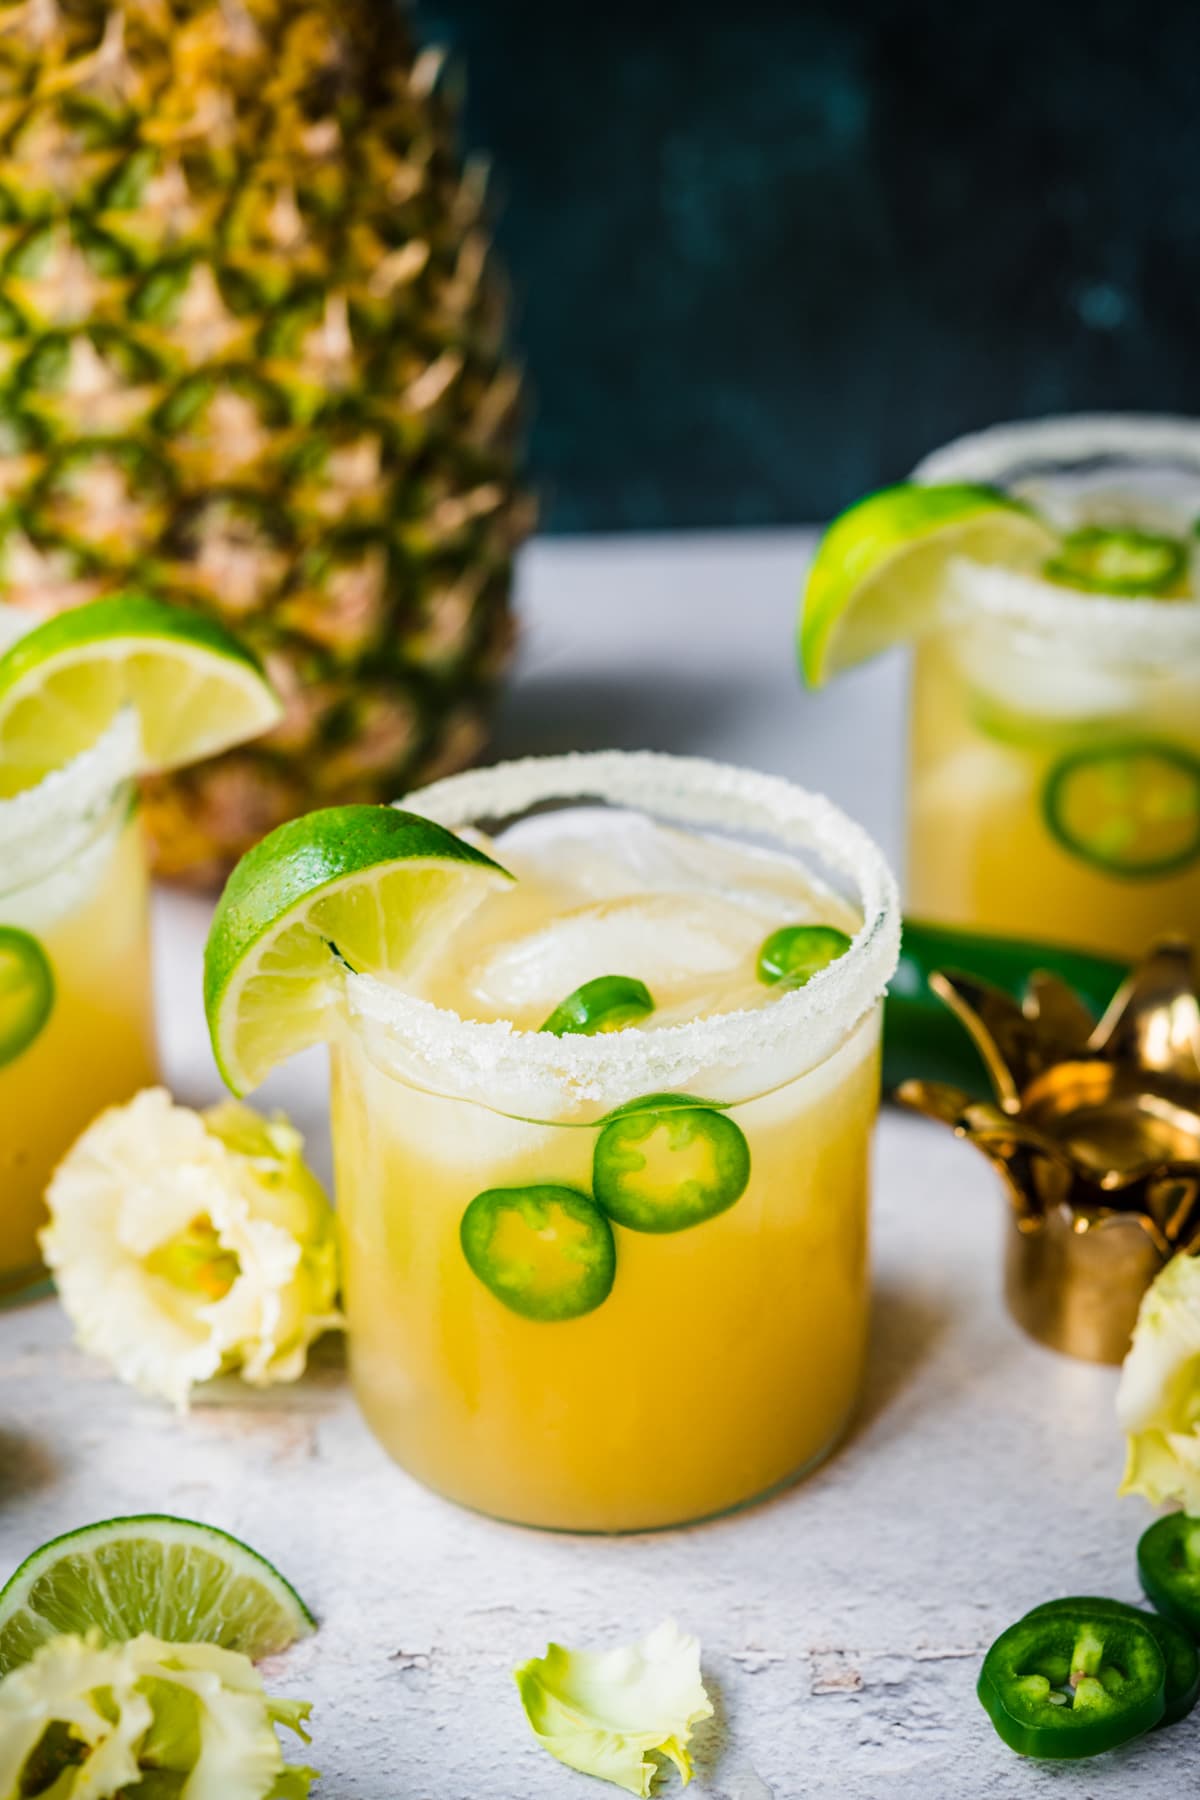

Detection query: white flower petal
xmin=0 ymin=1633 xmax=316 ymax=1800
xmin=515 ymin=1620 xmax=713 ymax=1797
xmin=41 ymin=1088 xmax=341 ymax=1408
xmin=1118 ymin=1251 xmax=1200 ymax=1509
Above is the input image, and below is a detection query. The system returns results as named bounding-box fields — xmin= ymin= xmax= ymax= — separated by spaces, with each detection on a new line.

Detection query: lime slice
xmin=1042 ymin=740 xmax=1200 ymax=878
xmin=0 ymin=592 xmax=282 ymax=785
xmin=0 ymin=1515 xmax=314 ymax=1674
xmin=1044 ymin=526 xmax=1188 ymax=597
xmin=205 ymin=802 xmax=512 ymax=1095
xmin=540 ymin=974 xmax=654 ymax=1036
xmin=0 ymin=925 xmax=53 ymax=1067
xmin=799 ymin=483 xmax=1058 ymax=685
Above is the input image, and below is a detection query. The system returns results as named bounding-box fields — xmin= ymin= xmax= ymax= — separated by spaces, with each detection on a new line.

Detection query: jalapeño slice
xmin=757 ymin=924 xmax=852 ymax=987
xmin=540 ymin=974 xmax=654 ymax=1037
xmin=1139 ymin=1514 xmax=1200 ymax=1637
xmin=1023 ymin=1597 xmax=1200 ymax=1728
xmin=0 ymin=926 xmax=54 ymax=1068
xmin=978 ymin=1610 xmax=1165 ymax=1758
xmin=1042 ymin=741 xmax=1200 ymax=879
xmin=592 ymin=1103 xmax=750 ymax=1233
xmin=460 ymin=1184 xmax=616 ymax=1322
xmin=1043 ymin=526 xmax=1187 ymax=597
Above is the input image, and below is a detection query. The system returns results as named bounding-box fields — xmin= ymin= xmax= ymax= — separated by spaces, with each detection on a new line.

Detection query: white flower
xmin=1117 ymin=1250 xmax=1200 ymax=1511
xmin=515 ymin=1620 xmax=713 ymax=1797
xmin=0 ymin=1631 xmax=316 ymax=1799
xmin=42 ymin=1088 xmax=341 ymax=1409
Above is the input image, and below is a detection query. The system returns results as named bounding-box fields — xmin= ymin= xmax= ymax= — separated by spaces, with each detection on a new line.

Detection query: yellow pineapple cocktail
xmin=329 ymin=754 xmax=900 ymax=1530
xmin=0 ymin=714 xmax=156 ymax=1298
xmin=0 ymin=593 xmax=282 ymax=1301
xmin=906 ymin=419 xmax=1200 ymax=960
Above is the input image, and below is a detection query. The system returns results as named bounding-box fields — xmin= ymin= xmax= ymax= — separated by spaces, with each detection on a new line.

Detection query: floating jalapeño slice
xmin=757 ymin=924 xmax=852 ymax=987
xmin=1138 ymin=1514 xmax=1200 ymax=1636
xmin=1043 ymin=525 xmax=1187 ymax=597
xmin=0 ymin=926 xmax=54 ymax=1068
xmin=977 ymin=1609 xmax=1165 ymax=1758
xmin=1042 ymin=740 xmax=1200 ymax=879
xmin=460 ymin=1185 xmax=616 ymax=1322
xmin=540 ymin=974 xmax=654 ymax=1036
xmin=1022 ymin=1598 xmax=1200 ymax=1729
xmin=592 ymin=1104 xmax=750 ymax=1234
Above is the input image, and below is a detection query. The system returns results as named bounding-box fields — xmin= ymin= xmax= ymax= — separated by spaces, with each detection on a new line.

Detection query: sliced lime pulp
xmin=0 ymin=1515 xmax=314 ymax=1674
xmin=0 ymin=592 xmax=281 ymax=786
xmin=799 ymin=482 xmax=1058 ymax=686
xmin=205 ymin=803 xmax=512 ymax=1095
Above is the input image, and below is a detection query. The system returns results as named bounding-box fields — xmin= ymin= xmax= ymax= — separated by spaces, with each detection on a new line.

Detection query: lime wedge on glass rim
xmin=0 ymin=1515 xmax=314 ymax=1674
xmin=205 ymin=803 xmax=512 ymax=1096
xmin=0 ymin=592 xmax=282 ymax=787
xmin=798 ymin=482 xmax=1059 ymax=685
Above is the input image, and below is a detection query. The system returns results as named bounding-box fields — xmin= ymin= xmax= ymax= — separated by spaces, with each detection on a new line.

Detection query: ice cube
xmin=497 ymin=806 xmax=850 ymax=924
xmin=463 ymin=891 xmax=768 ymax=1024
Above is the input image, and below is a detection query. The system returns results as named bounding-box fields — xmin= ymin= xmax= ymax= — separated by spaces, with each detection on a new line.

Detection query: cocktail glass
xmin=907 ymin=416 xmax=1200 ymax=961
xmin=330 ymin=751 xmax=899 ymax=1530
xmin=1 ymin=712 xmax=157 ymax=1299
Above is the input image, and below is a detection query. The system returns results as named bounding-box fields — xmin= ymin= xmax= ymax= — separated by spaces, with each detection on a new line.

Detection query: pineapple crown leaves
xmin=899 ymin=939 xmax=1200 ymax=1258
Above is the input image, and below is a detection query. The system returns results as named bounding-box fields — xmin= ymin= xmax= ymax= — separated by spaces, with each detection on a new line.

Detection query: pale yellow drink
xmin=331 ymin=754 xmax=899 ymax=1531
xmin=0 ymin=716 xmax=157 ymax=1297
xmin=908 ymin=418 xmax=1200 ymax=962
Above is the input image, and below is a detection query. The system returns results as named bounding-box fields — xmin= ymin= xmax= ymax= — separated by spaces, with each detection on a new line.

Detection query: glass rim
xmin=342 ymin=750 xmax=900 ymax=1115
xmin=0 ymin=710 xmax=139 ymax=895
xmin=914 ymin=414 xmax=1200 ymax=663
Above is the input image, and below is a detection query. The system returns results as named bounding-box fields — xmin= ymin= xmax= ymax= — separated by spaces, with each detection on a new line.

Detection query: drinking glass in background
xmin=0 ymin=595 xmax=281 ymax=1300
xmin=801 ymin=415 xmax=1200 ymax=973
xmin=0 ymin=713 xmax=156 ymax=1298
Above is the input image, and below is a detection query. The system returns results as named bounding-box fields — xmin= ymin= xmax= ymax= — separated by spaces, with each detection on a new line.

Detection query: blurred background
xmin=424 ymin=0 xmax=1200 ymax=530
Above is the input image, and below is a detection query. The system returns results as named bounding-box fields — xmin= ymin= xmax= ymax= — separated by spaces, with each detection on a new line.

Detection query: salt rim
xmin=943 ymin=557 xmax=1200 ymax=667
xmin=0 ymin=710 xmax=139 ymax=894
xmin=343 ymin=751 xmax=901 ymax=1117
xmin=914 ymin=414 xmax=1200 ymax=665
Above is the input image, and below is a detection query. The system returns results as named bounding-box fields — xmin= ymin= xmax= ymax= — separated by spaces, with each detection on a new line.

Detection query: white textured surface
xmin=1 ymin=532 xmax=1190 ymax=1797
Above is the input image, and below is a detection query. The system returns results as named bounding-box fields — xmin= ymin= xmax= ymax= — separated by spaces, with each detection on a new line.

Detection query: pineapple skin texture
xmin=0 ymin=0 xmax=531 ymax=883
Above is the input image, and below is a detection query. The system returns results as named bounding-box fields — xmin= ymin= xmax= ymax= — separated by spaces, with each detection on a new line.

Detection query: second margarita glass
xmin=909 ymin=417 xmax=1200 ymax=960
xmin=0 ymin=714 xmax=156 ymax=1298
xmin=312 ymin=752 xmax=899 ymax=1530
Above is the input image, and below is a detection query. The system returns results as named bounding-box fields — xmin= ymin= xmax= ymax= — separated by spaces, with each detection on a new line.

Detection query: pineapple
xmin=0 ymin=0 xmax=532 ymax=882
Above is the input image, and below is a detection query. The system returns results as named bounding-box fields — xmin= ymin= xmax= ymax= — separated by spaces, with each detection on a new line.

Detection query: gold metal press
xmin=898 ymin=938 xmax=1200 ymax=1365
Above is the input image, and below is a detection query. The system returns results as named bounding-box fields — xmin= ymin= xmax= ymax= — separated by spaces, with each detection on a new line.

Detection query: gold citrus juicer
xmin=898 ymin=938 xmax=1200 ymax=1365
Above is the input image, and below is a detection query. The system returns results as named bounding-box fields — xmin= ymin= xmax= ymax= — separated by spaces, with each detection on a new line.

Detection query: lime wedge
xmin=799 ymin=483 xmax=1058 ymax=685
xmin=0 ymin=593 xmax=282 ymax=785
xmin=0 ymin=1515 xmax=314 ymax=1674
xmin=0 ymin=926 xmax=54 ymax=1068
xmin=205 ymin=803 xmax=512 ymax=1095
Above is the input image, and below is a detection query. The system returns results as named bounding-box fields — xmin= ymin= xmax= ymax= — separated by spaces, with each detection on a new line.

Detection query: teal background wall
xmin=419 ymin=1 xmax=1200 ymax=530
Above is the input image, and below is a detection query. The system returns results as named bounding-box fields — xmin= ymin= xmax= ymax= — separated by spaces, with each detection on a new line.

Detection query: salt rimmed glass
xmin=330 ymin=750 xmax=900 ymax=1531
xmin=1 ymin=712 xmax=158 ymax=1301
xmin=906 ymin=415 xmax=1200 ymax=961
